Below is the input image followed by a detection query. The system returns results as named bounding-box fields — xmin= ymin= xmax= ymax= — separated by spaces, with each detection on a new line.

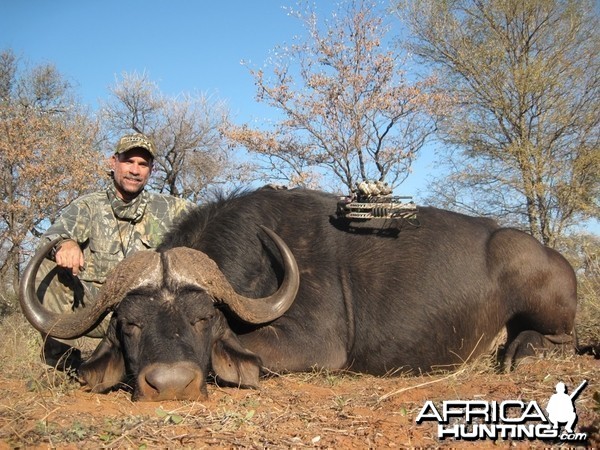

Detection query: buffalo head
xmin=20 ymin=227 xmax=300 ymax=401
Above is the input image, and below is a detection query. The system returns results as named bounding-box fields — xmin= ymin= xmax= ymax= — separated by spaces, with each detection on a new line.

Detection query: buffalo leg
xmin=488 ymin=229 xmax=578 ymax=371
xmin=238 ymin=321 xmax=348 ymax=373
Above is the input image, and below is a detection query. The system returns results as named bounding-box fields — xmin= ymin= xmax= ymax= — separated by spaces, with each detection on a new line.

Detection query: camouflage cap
xmin=115 ymin=133 xmax=156 ymax=158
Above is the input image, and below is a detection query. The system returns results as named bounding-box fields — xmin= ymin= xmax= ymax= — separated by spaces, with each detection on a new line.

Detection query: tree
xmin=101 ymin=72 xmax=246 ymax=203
xmin=0 ymin=49 xmax=105 ymax=296
xmin=397 ymin=0 xmax=599 ymax=246
xmin=227 ymin=0 xmax=443 ymax=192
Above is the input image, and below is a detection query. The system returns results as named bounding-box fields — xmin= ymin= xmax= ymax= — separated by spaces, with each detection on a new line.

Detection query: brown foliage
xmin=229 ymin=0 xmax=447 ymax=192
xmin=0 ymin=50 xmax=105 ymax=292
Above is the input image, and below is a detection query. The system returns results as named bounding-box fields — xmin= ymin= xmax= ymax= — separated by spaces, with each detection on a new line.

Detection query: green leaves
xmin=155 ymin=407 xmax=184 ymax=425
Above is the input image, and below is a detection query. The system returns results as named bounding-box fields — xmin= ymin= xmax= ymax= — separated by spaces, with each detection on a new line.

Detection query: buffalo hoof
xmin=501 ymin=330 xmax=576 ymax=372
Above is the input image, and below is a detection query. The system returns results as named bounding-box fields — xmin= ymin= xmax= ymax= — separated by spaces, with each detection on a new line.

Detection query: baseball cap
xmin=115 ymin=133 xmax=156 ymax=158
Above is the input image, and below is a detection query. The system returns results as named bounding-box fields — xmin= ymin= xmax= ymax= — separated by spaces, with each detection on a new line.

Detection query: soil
xmin=0 ymin=351 xmax=598 ymax=449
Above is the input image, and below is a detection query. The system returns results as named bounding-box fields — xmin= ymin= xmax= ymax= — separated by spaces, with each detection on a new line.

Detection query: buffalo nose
xmin=136 ymin=362 xmax=207 ymax=401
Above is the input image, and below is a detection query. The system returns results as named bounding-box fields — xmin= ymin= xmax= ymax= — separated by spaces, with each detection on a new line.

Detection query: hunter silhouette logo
xmin=415 ymin=380 xmax=588 ymax=442
xmin=546 ymin=380 xmax=587 ymax=434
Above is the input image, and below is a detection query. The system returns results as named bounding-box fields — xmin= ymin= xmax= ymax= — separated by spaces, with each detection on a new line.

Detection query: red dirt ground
xmin=0 ymin=352 xmax=598 ymax=449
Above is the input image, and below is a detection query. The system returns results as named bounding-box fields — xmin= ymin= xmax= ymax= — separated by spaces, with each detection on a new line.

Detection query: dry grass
xmin=577 ymin=271 xmax=600 ymax=355
xmin=0 ymin=280 xmax=598 ymax=448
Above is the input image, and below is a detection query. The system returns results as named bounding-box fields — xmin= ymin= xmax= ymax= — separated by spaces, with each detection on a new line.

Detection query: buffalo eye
xmin=191 ymin=314 xmax=213 ymax=329
xmin=122 ymin=321 xmax=141 ymax=337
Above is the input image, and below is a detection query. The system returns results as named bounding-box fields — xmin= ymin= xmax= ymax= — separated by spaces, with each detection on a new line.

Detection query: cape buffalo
xmin=20 ymin=188 xmax=577 ymax=401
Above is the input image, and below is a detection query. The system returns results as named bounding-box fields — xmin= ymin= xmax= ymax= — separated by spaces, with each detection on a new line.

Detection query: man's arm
xmin=42 ymin=196 xmax=93 ymax=276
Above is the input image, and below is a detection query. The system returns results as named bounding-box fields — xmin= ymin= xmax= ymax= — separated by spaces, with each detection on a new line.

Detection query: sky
xmin=1 ymin=1 xmax=305 ymax=120
xmin=0 ymin=0 xmax=436 ymax=199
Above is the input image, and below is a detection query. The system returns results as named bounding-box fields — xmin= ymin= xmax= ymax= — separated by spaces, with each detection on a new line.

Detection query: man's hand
xmin=55 ymin=239 xmax=84 ymax=276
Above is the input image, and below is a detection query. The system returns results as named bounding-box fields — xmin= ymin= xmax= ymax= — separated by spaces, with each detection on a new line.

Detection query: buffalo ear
xmin=78 ymin=336 xmax=125 ymax=393
xmin=211 ymin=328 xmax=262 ymax=389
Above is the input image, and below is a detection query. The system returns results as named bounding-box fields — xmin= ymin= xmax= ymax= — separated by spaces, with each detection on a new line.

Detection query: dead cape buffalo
xmin=20 ymin=188 xmax=577 ymax=401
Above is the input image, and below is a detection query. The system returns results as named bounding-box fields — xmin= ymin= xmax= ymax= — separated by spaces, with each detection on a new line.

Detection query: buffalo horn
xmin=164 ymin=226 xmax=300 ymax=324
xmin=19 ymin=238 xmax=162 ymax=339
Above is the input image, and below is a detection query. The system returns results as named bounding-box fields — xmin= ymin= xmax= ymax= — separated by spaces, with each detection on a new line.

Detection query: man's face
xmin=110 ymin=149 xmax=153 ymax=201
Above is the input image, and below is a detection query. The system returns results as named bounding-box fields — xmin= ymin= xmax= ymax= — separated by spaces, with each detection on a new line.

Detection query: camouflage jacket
xmin=42 ymin=186 xmax=193 ymax=284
